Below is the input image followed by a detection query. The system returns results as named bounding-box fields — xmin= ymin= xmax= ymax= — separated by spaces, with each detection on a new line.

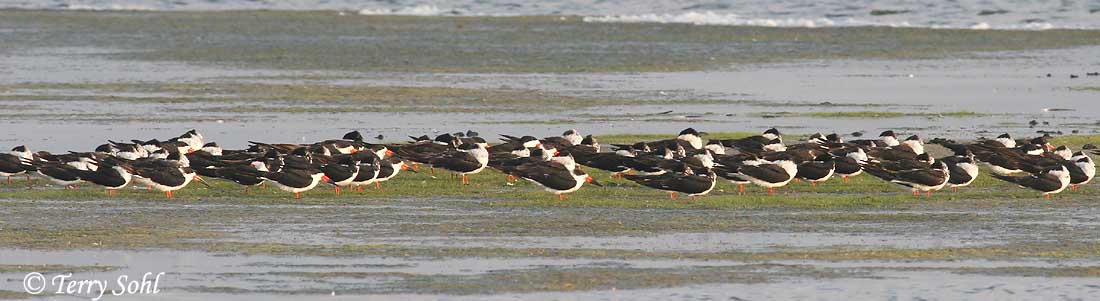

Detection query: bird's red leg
xmin=294 ymin=192 xmax=300 ymax=199
xmin=165 ymin=191 xmax=171 ymax=199
xmin=245 ymin=186 xmax=251 ymax=194
xmin=334 ymin=186 xmax=341 ymax=195
xmin=925 ymin=191 xmax=931 ymax=198
xmin=738 ymin=184 xmax=744 ymax=195
xmin=1045 ymin=193 xmax=1051 ymax=199
xmin=691 ymin=195 xmax=697 ymax=202
xmin=811 ymin=181 xmax=817 ymax=190
xmin=6 ymin=176 xmax=11 ymax=185
xmin=953 ymin=187 xmax=958 ymax=193
xmin=558 ymin=194 xmax=564 ymax=201
xmin=669 ymin=192 xmax=676 ymax=200
xmin=842 ymin=175 xmax=848 ymax=183
xmin=768 ymin=187 xmax=774 ymax=196
xmin=375 ymin=181 xmax=381 ymax=190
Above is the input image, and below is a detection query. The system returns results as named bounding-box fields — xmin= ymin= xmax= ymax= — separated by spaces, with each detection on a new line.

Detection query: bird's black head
xmin=763 ymin=128 xmax=781 ymax=136
xmin=1030 ymin=134 xmax=1051 ymax=145
xmin=1020 ymin=144 xmax=1044 ymax=153
xmin=342 ymin=130 xmax=364 ymax=142
xmin=825 ymin=133 xmax=842 ymax=143
xmin=465 ymin=130 xmax=479 ymax=138
xmin=581 ymin=135 xmax=598 ymax=146
xmin=562 ymin=129 xmax=578 ymax=136
xmin=11 ymin=145 xmax=27 ymax=152
xmin=997 ymin=133 xmax=1012 ymax=139
xmin=916 ymin=153 xmax=932 ymax=162
xmin=679 ymin=128 xmax=700 ymax=136
xmin=520 ymin=136 xmax=538 ymax=143
xmin=879 ymin=130 xmax=896 ymax=137
xmin=435 ymin=133 xmax=458 ymax=146
xmin=203 ymin=142 xmax=219 ymax=148
xmin=904 ymin=135 xmax=921 ymax=142
xmin=457 ymin=143 xmax=479 ymax=151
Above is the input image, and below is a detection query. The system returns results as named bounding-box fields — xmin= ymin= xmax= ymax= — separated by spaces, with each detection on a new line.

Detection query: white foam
xmin=59 ymin=3 xmax=155 ymax=11
xmin=358 ymin=5 xmax=450 ymax=16
xmin=583 ymin=11 xmax=1070 ymax=30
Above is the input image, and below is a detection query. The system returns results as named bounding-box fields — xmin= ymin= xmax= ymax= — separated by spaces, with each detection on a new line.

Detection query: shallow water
xmin=3 ymin=0 xmax=1098 ymax=29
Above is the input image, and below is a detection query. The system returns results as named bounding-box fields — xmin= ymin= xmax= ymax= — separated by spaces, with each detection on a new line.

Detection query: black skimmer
xmin=1068 ymin=152 xmax=1095 ymax=191
xmin=393 ymin=133 xmax=460 ymax=173
xmin=611 ymin=142 xmax=651 ymax=157
xmin=538 ymin=129 xmax=587 ymax=152
xmin=863 ymin=161 xmax=950 ymax=198
xmin=725 ymin=158 xmax=798 ymax=195
xmin=73 ymin=157 xmax=135 ymax=196
xmin=623 ymin=166 xmax=716 ymax=201
xmin=25 ymin=159 xmax=84 ymax=190
xmin=428 ymin=143 xmax=490 ymax=185
xmin=176 ymin=129 xmax=204 ymax=153
xmin=984 ymin=133 xmax=1017 ymax=148
xmin=704 ymin=139 xmax=727 ymax=155
xmin=371 ymin=156 xmax=411 ymax=190
xmin=991 ymin=165 xmax=1071 ymax=199
xmin=795 ymin=154 xmax=835 ymax=189
xmin=719 ymin=128 xmax=784 ymax=155
xmin=939 ymin=149 xmax=980 ymax=192
xmin=131 ymin=158 xmax=207 ymax=199
xmin=644 ymin=128 xmax=704 ymax=151
xmin=264 ymin=155 xmax=328 ymax=199
xmin=714 ymin=152 xmax=774 ymax=194
xmin=973 ymin=143 xmax=1046 ymax=176
xmin=209 ymin=160 xmax=268 ymax=193
xmin=492 ymin=135 xmax=541 ymax=154
xmin=348 ymin=151 xmax=383 ymax=192
xmin=853 ymin=130 xmax=899 ymax=147
xmin=318 ymin=154 xmax=361 ymax=195
xmin=0 ymin=146 xmax=35 ymax=186
xmin=832 ymin=147 xmax=868 ymax=182
xmin=513 ymin=160 xmax=600 ymax=201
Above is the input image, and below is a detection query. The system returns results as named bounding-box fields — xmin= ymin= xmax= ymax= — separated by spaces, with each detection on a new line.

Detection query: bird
xmin=939 ymin=150 xmax=980 ymax=192
xmin=371 ymin=156 xmax=411 ymax=190
xmin=832 ymin=147 xmax=868 ymax=182
xmin=863 ymin=161 xmax=950 ymax=198
xmin=1068 ymin=152 xmax=1095 ymax=191
xmin=73 ymin=157 xmax=135 ymax=196
xmin=795 ymin=154 xmax=835 ymax=189
xmin=131 ymin=158 xmax=207 ymax=199
xmin=644 ymin=128 xmax=704 ymax=151
xmin=512 ymin=160 xmax=600 ymax=201
xmin=623 ymin=165 xmax=716 ymax=201
xmin=724 ymin=159 xmax=798 ymax=196
xmin=1 ymin=146 xmax=35 ymax=186
xmin=263 ymin=155 xmax=329 ymax=199
xmin=991 ymin=165 xmax=1071 ymax=199
xmin=24 ymin=159 xmax=84 ymax=190
xmin=428 ymin=143 xmax=490 ymax=185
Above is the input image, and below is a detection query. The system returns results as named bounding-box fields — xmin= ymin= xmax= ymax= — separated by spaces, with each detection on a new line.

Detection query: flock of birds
xmin=0 ymin=128 xmax=1096 ymax=201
